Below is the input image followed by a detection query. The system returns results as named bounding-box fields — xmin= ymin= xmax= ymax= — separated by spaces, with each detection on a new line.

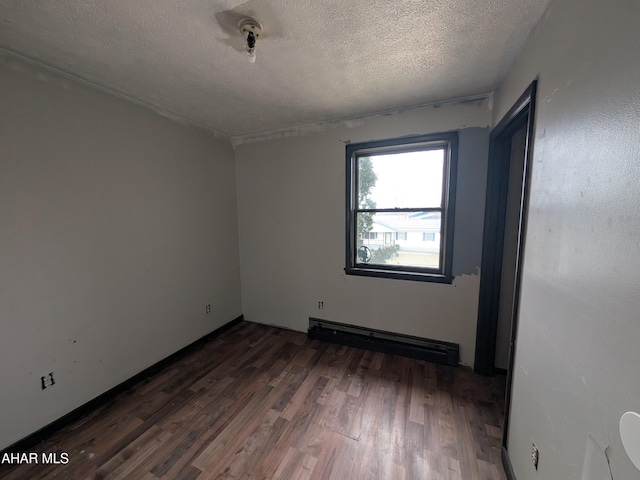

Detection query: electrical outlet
xmin=531 ymin=442 xmax=539 ymax=470
xmin=41 ymin=372 xmax=55 ymax=390
xmin=318 ymin=301 xmax=324 ymax=309
xmin=205 ymin=304 xmax=212 ymax=314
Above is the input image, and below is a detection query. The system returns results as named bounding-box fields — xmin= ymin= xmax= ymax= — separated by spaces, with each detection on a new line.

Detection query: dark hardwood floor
xmin=0 ymin=321 xmax=506 ymax=479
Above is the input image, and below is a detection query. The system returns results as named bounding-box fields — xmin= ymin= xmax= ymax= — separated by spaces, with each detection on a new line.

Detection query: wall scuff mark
xmin=580 ymin=434 xmax=613 ymax=480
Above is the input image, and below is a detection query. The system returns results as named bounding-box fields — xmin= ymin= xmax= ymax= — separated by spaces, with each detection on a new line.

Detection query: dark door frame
xmin=474 ymin=81 xmax=537 ymax=442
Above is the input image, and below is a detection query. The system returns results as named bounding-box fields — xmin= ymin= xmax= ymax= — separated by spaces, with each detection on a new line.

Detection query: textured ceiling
xmin=0 ymin=0 xmax=550 ymax=137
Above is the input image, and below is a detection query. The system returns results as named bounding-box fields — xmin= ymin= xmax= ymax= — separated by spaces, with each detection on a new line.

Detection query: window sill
xmin=345 ymin=267 xmax=453 ymax=284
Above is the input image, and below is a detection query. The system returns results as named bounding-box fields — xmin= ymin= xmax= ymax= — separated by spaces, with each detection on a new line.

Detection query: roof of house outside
xmin=371 ymin=213 xmax=441 ymax=233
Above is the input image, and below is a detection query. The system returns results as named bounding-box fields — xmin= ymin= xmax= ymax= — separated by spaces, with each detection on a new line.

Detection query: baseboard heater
xmin=308 ymin=318 xmax=459 ymax=366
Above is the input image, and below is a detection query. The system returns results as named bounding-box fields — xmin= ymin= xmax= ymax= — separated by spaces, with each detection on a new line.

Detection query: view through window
xmin=346 ymin=132 xmax=458 ymax=282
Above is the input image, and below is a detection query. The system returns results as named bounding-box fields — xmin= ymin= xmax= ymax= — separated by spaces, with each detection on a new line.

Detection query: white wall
xmin=494 ymin=0 xmax=640 ymax=478
xmin=234 ymin=101 xmax=490 ymax=366
xmin=0 ymin=53 xmax=242 ymax=450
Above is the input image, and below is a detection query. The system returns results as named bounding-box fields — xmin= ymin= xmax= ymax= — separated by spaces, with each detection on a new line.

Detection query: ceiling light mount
xmin=238 ymin=18 xmax=263 ymax=63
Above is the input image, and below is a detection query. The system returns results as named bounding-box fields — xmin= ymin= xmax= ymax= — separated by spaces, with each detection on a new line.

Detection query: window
xmin=345 ymin=132 xmax=458 ymax=282
xmin=422 ymin=232 xmax=436 ymax=242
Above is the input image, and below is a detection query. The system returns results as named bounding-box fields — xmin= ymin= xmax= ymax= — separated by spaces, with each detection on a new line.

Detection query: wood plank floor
xmin=0 ymin=322 xmax=507 ymax=480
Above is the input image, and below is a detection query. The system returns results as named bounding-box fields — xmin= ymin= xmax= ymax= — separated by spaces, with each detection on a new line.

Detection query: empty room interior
xmin=1 ymin=0 xmax=639 ymax=479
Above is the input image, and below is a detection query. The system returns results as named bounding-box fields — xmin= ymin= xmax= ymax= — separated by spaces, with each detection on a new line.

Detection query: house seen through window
xmin=345 ymin=132 xmax=458 ymax=282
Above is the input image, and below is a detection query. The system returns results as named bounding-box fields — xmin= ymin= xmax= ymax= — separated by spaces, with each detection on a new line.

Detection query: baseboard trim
xmin=502 ymin=446 xmax=517 ymax=480
xmin=494 ymin=367 xmax=508 ymax=376
xmin=1 ymin=314 xmax=244 ymax=454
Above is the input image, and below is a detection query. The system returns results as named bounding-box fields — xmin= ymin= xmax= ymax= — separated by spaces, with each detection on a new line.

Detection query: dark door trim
xmin=475 ymin=80 xmax=537 ymax=447
xmin=474 ymin=82 xmax=537 ymax=401
xmin=500 ymin=81 xmax=537 ymax=448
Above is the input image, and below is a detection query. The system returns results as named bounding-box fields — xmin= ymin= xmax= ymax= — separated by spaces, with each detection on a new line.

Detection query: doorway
xmin=494 ymin=124 xmax=527 ymax=372
xmin=473 ymin=81 xmax=537 ymax=445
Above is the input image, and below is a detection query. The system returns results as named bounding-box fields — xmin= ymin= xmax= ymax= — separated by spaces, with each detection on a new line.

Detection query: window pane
xmin=358 ymin=149 xmax=444 ymax=209
xmin=355 ymin=211 xmax=441 ymax=269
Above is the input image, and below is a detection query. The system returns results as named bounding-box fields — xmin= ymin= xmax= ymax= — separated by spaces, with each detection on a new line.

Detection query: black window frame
xmin=345 ymin=131 xmax=458 ymax=283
